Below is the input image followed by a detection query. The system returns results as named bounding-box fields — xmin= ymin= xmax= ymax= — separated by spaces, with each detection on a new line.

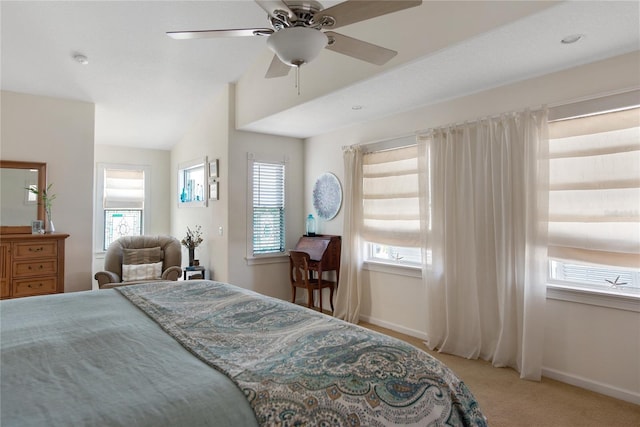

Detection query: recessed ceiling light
xmin=73 ymin=53 xmax=89 ymax=65
xmin=352 ymin=105 xmax=363 ymax=110
xmin=561 ymin=34 xmax=584 ymax=44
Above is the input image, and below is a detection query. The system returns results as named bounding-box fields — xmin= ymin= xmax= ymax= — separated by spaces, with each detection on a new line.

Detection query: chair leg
xmin=291 ymin=285 xmax=296 ymax=304
xmin=318 ymin=286 xmax=323 ymax=312
xmin=306 ymin=286 xmax=314 ymax=309
xmin=329 ymin=286 xmax=334 ymax=312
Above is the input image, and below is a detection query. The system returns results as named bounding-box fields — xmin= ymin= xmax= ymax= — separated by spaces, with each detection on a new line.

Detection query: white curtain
xmin=419 ymin=109 xmax=549 ymax=380
xmin=334 ymin=146 xmax=364 ymax=323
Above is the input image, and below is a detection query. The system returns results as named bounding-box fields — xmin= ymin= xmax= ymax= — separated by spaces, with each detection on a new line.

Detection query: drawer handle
xmin=27 ymin=265 xmax=45 ymax=270
xmin=27 ymin=283 xmax=43 ymax=289
xmin=28 ymin=247 xmax=44 ymax=252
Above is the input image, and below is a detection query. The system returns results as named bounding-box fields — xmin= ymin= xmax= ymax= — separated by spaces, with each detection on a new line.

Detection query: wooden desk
xmin=294 ymin=235 xmax=341 ymax=287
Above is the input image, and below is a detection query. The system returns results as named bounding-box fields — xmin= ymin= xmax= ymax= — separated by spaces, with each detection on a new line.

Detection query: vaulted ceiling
xmin=2 ymin=1 xmax=638 ymax=149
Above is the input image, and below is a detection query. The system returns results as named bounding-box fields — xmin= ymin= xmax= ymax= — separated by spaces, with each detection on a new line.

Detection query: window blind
xmin=252 ymin=161 xmax=285 ymax=255
xmin=548 ymin=107 xmax=640 ymax=268
xmin=362 ymin=145 xmax=420 ymax=247
xmin=103 ymin=168 xmax=145 ymax=209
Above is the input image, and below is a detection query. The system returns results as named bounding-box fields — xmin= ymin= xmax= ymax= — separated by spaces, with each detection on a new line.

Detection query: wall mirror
xmin=178 ymin=156 xmax=207 ymax=208
xmin=0 ymin=160 xmax=46 ymax=234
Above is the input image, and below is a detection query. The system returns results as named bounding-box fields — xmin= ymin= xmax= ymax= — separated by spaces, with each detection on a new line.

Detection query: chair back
xmin=289 ymin=250 xmax=311 ymax=288
xmin=104 ymin=235 xmax=181 ymax=279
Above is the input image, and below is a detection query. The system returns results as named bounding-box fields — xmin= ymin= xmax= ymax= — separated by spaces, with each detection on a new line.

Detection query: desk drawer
xmin=13 ymin=241 xmax=57 ymax=259
xmin=13 ymin=259 xmax=57 ymax=278
xmin=13 ymin=277 xmax=57 ymax=297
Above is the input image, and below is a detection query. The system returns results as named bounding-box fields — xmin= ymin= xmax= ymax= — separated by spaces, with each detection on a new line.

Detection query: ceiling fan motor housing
xmin=267 ymin=27 xmax=328 ymax=67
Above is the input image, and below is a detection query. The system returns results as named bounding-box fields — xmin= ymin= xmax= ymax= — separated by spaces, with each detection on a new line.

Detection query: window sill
xmin=363 ymin=260 xmax=423 ymax=278
xmin=546 ymin=283 xmax=640 ymax=313
xmin=245 ymin=253 xmax=289 ymax=266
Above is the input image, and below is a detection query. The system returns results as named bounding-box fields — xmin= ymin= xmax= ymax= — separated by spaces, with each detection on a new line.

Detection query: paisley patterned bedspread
xmin=117 ymin=280 xmax=487 ymax=426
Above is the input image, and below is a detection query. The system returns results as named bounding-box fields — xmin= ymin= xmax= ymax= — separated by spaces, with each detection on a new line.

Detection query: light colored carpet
xmin=360 ymin=322 xmax=640 ymax=427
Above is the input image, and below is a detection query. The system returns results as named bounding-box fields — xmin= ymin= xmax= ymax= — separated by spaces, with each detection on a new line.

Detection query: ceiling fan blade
xmin=324 ymin=31 xmax=397 ymax=65
xmin=315 ymin=0 xmax=422 ymax=29
xmin=255 ymin=0 xmax=297 ymax=21
xmin=265 ymin=54 xmax=292 ymax=78
xmin=167 ymin=28 xmax=274 ymax=40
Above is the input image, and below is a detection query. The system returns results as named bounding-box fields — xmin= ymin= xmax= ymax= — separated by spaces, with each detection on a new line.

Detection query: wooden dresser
xmin=0 ymin=233 xmax=69 ymax=299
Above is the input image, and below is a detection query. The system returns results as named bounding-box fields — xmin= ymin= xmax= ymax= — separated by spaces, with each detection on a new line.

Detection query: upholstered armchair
xmin=95 ymin=235 xmax=182 ymax=289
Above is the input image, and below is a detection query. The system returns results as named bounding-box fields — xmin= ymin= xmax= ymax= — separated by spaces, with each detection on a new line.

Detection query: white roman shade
xmin=548 ymin=107 xmax=640 ymax=268
xmin=103 ymin=168 xmax=145 ymax=209
xmin=361 ymin=145 xmax=420 ymax=247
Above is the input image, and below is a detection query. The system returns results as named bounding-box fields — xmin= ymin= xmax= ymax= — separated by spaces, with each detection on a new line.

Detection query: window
xmin=368 ymin=243 xmax=422 ymax=265
xmin=250 ymin=159 xmax=285 ymax=256
xmin=362 ymin=144 xmax=422 ymax=267
xmin=96 ymin=164 xmax=150 ymax=251
xmin=548 ymin=106 xmax=640 ymax=294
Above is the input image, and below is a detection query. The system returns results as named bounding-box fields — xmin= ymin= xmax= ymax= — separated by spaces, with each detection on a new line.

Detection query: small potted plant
xmin=27 ymin=183 xmax=56 ymax=233
xmin=181 ymin=225 xmax=203 ymax=266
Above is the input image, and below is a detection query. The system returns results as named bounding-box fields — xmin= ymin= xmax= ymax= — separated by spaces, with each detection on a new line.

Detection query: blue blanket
xmin=117 ymin=280 xmax=487 ymax=426
xmin=0 ymin=288 xmax=258 ymax=427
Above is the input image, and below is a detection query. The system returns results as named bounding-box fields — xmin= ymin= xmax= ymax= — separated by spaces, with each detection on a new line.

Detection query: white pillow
xmin=122 ymin=261 xmax=163 ymax=282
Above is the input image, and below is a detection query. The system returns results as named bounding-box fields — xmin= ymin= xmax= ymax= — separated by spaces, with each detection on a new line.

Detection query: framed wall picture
xmin=209 ymin=159 xmax=219 ymax=178
xmin=209 ymin=179 xmax=218 ymax=201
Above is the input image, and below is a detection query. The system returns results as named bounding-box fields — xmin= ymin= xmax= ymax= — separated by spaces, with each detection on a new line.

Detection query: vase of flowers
xmin=181 ymin=225 xmax=203 ymax=266
xmin=27 ymin=183 xmax=56 ymax=233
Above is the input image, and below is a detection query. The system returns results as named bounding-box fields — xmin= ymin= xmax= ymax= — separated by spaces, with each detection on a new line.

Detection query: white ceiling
xmin=2 ymin=1 xmax=639 ymax=150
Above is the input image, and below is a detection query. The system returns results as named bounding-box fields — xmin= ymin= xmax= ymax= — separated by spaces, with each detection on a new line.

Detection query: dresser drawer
xmin=1 ymin=280 xmax=9 ymax=298
xmin=12 ymin=259 xmax=57 ymax=278
xmin=13 ymin=241 xmax=57 ymax=259
xmin=12 ymin=277 xmax=57 ymax=297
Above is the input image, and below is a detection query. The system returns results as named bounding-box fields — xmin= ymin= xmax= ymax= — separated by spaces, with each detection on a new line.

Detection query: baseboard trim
xmin=358 ymin=314 xmax=429 ymax=341
xmin=360 ymin=315 xmax=640 ymax=405
xmin=542 ymin=367 xmax=640 ymax=405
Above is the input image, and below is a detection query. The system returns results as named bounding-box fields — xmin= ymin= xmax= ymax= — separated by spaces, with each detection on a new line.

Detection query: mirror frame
xmin=0 ymin=160 xmax=46 ymax=234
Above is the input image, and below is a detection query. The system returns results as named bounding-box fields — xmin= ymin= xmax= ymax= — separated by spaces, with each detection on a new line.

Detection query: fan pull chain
xmin=296 ymin=66 xmax=300 ymax=96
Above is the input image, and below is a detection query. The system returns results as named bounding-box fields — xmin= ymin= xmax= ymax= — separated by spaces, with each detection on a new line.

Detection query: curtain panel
xmin=418 ymin=109 xmax=549 ymax=380
xmin=334 ymin=146 xmax=365 ymax=323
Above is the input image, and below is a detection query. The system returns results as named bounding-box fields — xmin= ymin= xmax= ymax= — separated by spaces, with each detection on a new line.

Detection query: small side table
xmin=183 ymin=265 xmax=206 ymax=280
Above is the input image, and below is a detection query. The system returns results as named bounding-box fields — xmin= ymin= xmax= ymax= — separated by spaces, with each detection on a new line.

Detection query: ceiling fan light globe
xmin=267 ymin=27 xmax=328 ymax=67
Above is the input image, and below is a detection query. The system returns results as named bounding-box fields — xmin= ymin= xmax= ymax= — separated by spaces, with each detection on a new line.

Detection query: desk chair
xmin=289 ymin=250 xmax=335 ymax=312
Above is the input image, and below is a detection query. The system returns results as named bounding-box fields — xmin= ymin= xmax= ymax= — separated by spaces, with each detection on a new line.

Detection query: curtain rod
xmin=342 ymin=133 xmax=417 ymax=152
xmin=413 ymin=106 xmax=548 ymax=136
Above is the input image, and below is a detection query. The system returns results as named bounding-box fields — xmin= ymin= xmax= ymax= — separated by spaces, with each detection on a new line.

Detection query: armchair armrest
xmin=162 ymin=266 xmax=182 ymax=281
xmin=94 ymin=271 xmax=121 ymax=288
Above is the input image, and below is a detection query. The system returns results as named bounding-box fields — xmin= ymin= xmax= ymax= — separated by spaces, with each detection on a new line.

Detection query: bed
xmin=1 ymin=280 xmax=486 ymax=426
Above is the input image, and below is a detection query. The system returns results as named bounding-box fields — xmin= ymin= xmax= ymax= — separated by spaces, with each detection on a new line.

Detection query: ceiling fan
xmin=167 ymin=0 xmax=423 ymax=80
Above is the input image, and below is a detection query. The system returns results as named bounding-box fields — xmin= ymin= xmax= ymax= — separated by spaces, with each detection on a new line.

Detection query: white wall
xmin=171 ymin=84 xmax=304 ymax=300
xmin=304 ymin=52 xmax=640 ymax=403
xmin=92 ymin=145 xmax=172 ymax=286
xmin=1 ymin=91 xmax=95 ymax=292
xmin=171 ymin=85 xmax=231 ymax=282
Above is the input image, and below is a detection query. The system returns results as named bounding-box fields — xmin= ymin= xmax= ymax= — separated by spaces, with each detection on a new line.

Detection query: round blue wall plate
xmin=313 ymin=172 xmax=342 ymax=220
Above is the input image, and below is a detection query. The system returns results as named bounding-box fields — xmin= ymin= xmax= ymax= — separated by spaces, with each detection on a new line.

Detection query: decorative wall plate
xmin=313 ymin=172 xmax=342 ymax=220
